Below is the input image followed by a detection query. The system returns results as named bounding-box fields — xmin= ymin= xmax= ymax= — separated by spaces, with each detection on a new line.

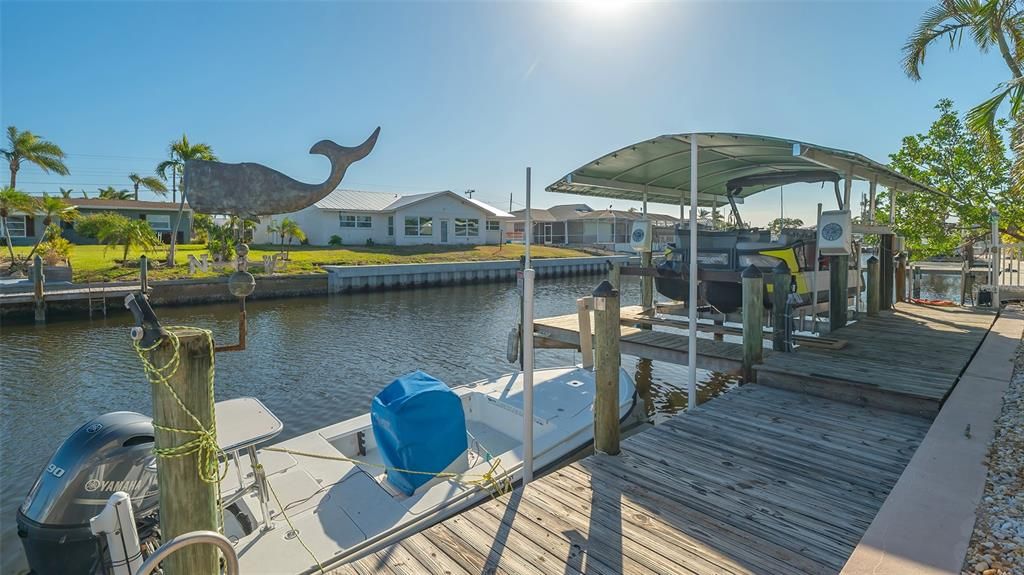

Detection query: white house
xmin=254 ymin=189 xmax=513 ymax=247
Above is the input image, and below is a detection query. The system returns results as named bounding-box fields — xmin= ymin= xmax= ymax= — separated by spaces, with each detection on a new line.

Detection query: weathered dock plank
xmin=756 ymin=303 xmax=996 ymax=416
xmin=338 ymin=385 xmax=932 ymax=575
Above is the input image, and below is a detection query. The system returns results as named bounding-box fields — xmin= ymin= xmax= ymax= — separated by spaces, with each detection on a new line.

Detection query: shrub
xmin=329 ymin=235 xmax=343 ymax=246
xmin=365 ymin=238 xmax=375 ymax=247
xmin=39 ymin=236 xmax=72 ymax=266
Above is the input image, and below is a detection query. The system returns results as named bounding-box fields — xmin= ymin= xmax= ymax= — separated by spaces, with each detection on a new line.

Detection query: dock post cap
xmin=741 ymin=264 xmax=762 ymax=279
xmin=593 ymin=280 xmax=619 ymax=298
xmin=772 ymin=260 xmax=790 ymax=273
xmin=867 ymin=255 xmax=879 ymax=264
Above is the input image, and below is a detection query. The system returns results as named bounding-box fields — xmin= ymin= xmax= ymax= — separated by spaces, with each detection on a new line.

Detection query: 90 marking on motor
xmin=46 ymin=464 xmax=65 ymax=478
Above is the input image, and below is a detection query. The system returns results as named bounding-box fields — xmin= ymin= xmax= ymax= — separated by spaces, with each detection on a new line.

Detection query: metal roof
xmin=546 ymin=132 xmax=941 ymax=207
xmin=314 ymin=189 xmax=401 ymax=211
xmin=313 ymin=189 xmax=512 ymax=218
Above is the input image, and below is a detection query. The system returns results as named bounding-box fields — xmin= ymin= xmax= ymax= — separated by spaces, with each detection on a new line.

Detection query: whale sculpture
xmin=183 ymin=127 xmax=380 ymax=218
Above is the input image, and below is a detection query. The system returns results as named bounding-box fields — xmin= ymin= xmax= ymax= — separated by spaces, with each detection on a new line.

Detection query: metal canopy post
xmin=868 ymin=177 xmax=878 ymax=224
xmin=843 ymin=166 xmax=853 ymax=211
xmin=688 ymin=134 xmax=699 ymax=411
xmin=522 ymin=167 xmax=534 ymax=486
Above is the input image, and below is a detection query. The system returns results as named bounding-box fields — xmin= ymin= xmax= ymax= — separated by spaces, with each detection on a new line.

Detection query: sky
xmin=0 ymin=0 xmax=1011 ymax=227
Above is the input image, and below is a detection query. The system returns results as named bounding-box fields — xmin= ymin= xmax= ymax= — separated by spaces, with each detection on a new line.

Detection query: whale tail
xmin=310 ymin=126 xmax=380 ymax=167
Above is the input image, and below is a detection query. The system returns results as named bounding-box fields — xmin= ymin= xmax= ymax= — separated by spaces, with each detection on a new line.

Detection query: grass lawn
xmin=9 ymin=243 xmax=594 ymax=283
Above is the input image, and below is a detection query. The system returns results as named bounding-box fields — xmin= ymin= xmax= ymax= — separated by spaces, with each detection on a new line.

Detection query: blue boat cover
xmin=371 ymin=371 xmax=467 ymax=496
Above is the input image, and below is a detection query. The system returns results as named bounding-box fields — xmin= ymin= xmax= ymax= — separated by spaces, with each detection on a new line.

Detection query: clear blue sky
xmin=0 ymin=1 xmax=1009 ymax=226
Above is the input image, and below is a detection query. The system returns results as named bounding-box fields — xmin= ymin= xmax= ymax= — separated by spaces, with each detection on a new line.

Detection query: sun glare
xmin=576 ymin=0 xmax=634 ymax=18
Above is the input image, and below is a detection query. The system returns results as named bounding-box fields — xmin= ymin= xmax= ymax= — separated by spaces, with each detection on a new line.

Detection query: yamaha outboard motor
xmin=17 ymin=412 xmax=158 ymax=575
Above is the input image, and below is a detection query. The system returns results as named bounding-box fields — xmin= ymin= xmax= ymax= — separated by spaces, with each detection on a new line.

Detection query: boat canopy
xmin=546 ymin=132 xmax=940 ymax=207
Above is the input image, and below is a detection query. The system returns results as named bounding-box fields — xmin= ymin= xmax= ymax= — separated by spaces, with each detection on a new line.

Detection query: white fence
xmin=998 ymin=243 xmax=1024 ymax=288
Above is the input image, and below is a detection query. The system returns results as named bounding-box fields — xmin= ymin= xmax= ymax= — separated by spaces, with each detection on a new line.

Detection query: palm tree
xmin=0 ymin=187 xmax=34 ymax=263
xmin=279 ymin=217 xmax=306 ymax=256
xmin=156 ymin=134 xmax=217 ymax=266
xmin=1 ymin=126 xmax=70 ymax=189
xmin=902 ymin=0 xmax=1023 ymax=137
xmin=59 ymin=187 xmax=74 ymax=198
xmin=24 ymin=193 xmax=78 ymax=260
xmin=94 ymin=213 xmax=162 ymax=262
xmin=265 ymin=220 xmax=281 ymax=245
xmin=155 ymin=134 xmax=217 ymax=204
xmin=128 ymin=173 xmax=168 ymax=201
xmin=97 ymin=186 xmax=133 ymax=200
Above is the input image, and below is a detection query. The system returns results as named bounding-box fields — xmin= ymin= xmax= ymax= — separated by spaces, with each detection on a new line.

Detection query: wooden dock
xmin=338 ymin=386 xmax=932 ymax=575
xmin=329 ymin=303 xmax=998 ymax=575
xmin=756 ymin=304 xmax=997 ymax=416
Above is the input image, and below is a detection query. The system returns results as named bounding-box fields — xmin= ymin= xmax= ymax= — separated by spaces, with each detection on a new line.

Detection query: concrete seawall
xmin=1 ymin=256 xmax=634 ymax=321
xmin=325 ymin=256 xmax=634 ymax=293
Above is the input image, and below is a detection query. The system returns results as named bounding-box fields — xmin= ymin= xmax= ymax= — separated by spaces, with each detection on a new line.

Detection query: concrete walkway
xmin=841 ymin=308 xmax=1024 ymax=575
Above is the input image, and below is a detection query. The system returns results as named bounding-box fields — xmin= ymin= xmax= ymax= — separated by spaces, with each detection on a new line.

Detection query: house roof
xmin=508 ymin=208 xmax=557 ymax=222
xmin=68 ymin=198 xmax=192 ymax=212
xmin=578 ymin=209 xmax=679 ymax=223
xmin=312 ymin=189 xmax=513 ymax=218
xmin=547 ymin=204 xmax=593 ymax=221
xmin=314 ymin=189 xmax=402 ymax=211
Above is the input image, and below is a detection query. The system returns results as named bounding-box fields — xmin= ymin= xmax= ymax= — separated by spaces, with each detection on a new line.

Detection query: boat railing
xmin=135 ymin=530 xmax=239 ymax=575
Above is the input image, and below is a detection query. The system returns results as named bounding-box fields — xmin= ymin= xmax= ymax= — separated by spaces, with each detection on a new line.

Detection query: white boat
xmin=17 ymin=366 xmax=637 ymax=575
xmin=226 ymin=366 xmax=636 ymax=574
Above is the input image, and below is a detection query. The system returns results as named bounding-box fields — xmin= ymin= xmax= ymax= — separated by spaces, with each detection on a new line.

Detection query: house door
xmin=440 ymin=219 xmax=449 ymax=243
xmin=544 ymin=224 xmax=553 ymax=244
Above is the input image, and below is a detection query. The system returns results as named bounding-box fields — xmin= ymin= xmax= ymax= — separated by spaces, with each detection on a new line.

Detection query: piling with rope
xmin=138 ymin=327 xmax=221 ymax=575
xmin=867 ymin=256 xmax=880 ymax=316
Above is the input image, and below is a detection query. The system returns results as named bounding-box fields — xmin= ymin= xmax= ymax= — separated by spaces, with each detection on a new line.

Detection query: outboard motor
xmin=17 ymin=412 xmax=158 ymax=575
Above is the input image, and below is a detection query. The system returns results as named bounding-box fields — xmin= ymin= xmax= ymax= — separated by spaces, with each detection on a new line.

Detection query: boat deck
xmin=755 ymin=303 xmax=997 ymax=416
xmin=335 ymin=385 xmax=932 ymax=575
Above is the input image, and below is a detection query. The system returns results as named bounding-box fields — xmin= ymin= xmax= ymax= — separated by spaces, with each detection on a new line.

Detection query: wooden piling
xmin=576 ymin=297 xmax=593 ymax=369
xmin=741 ymin=265 xmax=763 ymax=383
xmin=912 ymin=265 xmax=921 ymax=300
xmin=32 ymin=255 xmax=45 ymax=323
xmin=771 ymin=260 xmax=790 ymax=352
xmin=880 ymin=235 xmax=894 ymax=310
xmin=867 ymin=256 xmax=880 ymax=316
xmin=829 ymin=255 xmax=849 ymax=332
xmin=608 ymin=261 xmax=621 ymax=291
xmin=640 ymin=251 xmax=653 ymax=330
xmin=146 ymin=328 xmax=220 ymax=575
xmin=140 ymin=255 xmax=149 ymax=293
xmin=592 ymin=280 xmax=620 ymax=455
xmin=713 ymin=318 xmax=724 ymax=342
xmin=895 ymin=253 xmax=907 ymax=303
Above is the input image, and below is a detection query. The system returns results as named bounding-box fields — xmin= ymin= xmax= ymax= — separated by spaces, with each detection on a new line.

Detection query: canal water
xmin=0 ymin=275 xmax=734 ymax=574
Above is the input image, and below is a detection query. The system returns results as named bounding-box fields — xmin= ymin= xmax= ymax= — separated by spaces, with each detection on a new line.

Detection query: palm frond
xmin=966 ymin=86 xmax=1012 ymax=136
xmin=902 ymin=2 xmax=972 ymax=80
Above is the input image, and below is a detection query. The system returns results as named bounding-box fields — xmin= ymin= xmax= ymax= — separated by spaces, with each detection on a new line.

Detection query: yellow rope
xmin=134 ymin=327 xmax=227 ymax=530
xmin=263 ymin=446 xmax=513 ymax=497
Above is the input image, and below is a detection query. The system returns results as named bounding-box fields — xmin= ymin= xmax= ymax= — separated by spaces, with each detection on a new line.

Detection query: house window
xmin=387 ymin=216 xmax=394 ymax=236
xmin=455 ymin=218 xmax=479 ymax=237
xmin=486 ymin=220 xmax=501 ymax=232
xmin=513 ymin=222 xmax=525 ymax=233
xmin=404 ymin=216 xmax=432 ymax=237
xmin=340 ymin=214 xmax=372 ymax=228
xmin=147 ymin=214 xmax=172 ymax=231
xmin=2 ymin=216 xmax=26 ymax=238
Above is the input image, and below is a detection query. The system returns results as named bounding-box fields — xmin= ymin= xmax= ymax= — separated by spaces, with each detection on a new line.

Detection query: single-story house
xmin=506 ymin=204 xmax=679 ymax=250
xmin=253 ymin=189 xmax=514 ymax=247
xmin=0 ymin=198 xmax=193 ymax=246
